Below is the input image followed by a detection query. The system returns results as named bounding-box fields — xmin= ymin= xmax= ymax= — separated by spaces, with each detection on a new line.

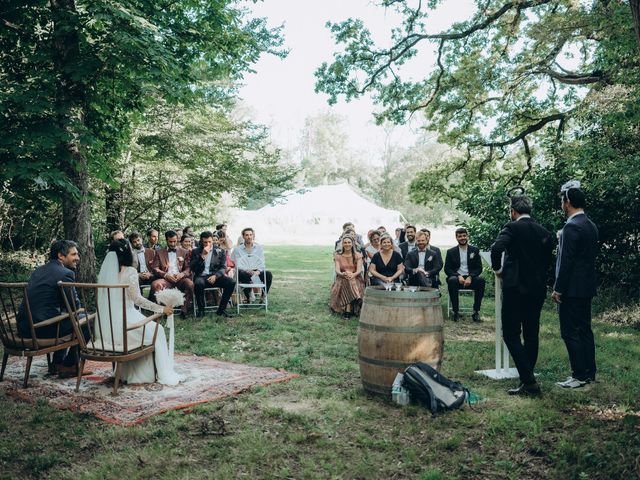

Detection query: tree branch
xmin=532 ymin=68 xmax=605 ymax=85
xmin=472 ymin=111 xmax=569 ymax=148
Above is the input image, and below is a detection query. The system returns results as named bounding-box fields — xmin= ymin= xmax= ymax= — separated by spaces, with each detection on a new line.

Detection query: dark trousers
xmin=559 ymin=296 xmax=596 ymax=381
xmin=447 ymin=275 xmax=485 ymax=312
xmin=35 ymin=316 xmax=91 ymax=367
xmin=150 ymin=277 xmax=194 ymax=315
xmin=237 ymin=270 xmax=272 ymax=299
xmin=194 ymin=275 xmax=235 ymax=314
xmin=502 ymin=288 xmax=545 ymax=385
xmin=408 ymin=272 xmax=437 ymax=288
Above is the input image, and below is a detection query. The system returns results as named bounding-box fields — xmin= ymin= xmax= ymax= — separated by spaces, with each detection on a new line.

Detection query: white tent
xmin=227 ymin=184 xmax=405 ymax=245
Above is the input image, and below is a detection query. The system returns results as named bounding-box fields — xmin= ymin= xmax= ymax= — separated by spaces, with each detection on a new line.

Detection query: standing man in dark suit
xmin=398 ymin=225 xmax=417 ymax=259
xmin=150 ymin=230 xmax=194 ymax=317
xmin=445 ymin=228 xmax=485 ymax=322
xmin=552 ymin=181 xmax=599 ymax=389
xmin=491 ymin=195 xmax=554 ymax=395
xmin=190 ymin=231 xmax=236 ymax=318
xmin=16 ymin=240 xmax=88 ymax=377
xmin=404 ymin=231 xmax=443 ymax=288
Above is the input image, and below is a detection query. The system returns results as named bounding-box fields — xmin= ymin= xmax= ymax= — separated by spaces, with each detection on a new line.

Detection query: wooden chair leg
xmin=0 ymin=352 xmax=9 ymax=381
xmin=23 ymin=356 xmax=33 ymax=388
xmin=75 ymin=358 xmax=86 ymax=392
xmin=46 ymin=353 xmax=52 ymax=373
xmin=112 ymin=362 xmax=121 ymax=396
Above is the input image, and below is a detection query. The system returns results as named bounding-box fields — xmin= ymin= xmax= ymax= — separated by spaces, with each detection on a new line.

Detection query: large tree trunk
xmin=51 ymin=0 xmax=96 ymax=282
xmin=632 ymin=0 xmax=640 ymax=50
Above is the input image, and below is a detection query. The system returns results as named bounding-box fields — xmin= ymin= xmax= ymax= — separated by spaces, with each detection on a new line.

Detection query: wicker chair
xmin=0 ymin=282 xmax=82 ymax=388
xmin=59 ymin=281 xmax=162 ymax=395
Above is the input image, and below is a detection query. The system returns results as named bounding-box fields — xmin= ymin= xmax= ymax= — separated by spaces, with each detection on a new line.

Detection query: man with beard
xmin=404 ymin=231 xmax=443 ymax=288
xmin=444 ymin=228 xmax=485 ymax=322
xmin=145 ymin=228 xmax=161 ymax=251
xmin=129 ymin=232 xmax=156 ymax=290
xmin=491 ymin=195 xmax=554 ymax=395
xmin=398 ymin=225 xmax=417 ymax=259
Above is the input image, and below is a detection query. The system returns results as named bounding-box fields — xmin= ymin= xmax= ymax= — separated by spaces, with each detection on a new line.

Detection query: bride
xmin=97 ymin=239 xmax=182 ymax=386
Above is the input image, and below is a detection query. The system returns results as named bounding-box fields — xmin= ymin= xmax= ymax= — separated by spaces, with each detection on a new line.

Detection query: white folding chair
xmin=447 ymin=288 xmax=474 ymax=318
xmin=235 ymin=268 xmax=268 ymax=314
xmin=193 ymin=285 xmax=233 ymax=313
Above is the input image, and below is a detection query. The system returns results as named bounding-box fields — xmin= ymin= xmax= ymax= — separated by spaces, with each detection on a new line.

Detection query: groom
xmin=150 ymin=230 xmax=194 ymax=317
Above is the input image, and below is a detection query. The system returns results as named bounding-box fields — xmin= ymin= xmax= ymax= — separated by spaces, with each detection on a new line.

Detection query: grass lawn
xmin=1 ymin=245 xmax=639 ymax=479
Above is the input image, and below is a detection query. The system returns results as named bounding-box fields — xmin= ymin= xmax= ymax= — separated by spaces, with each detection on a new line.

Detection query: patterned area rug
xmin=0 ymin=354 xmax=298 ymax=426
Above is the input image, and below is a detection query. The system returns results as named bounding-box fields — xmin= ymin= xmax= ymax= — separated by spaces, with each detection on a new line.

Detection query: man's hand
xmin=252 ymin=269 xmax=260 ymax=277
xmin=464 ymin=277 xmax=472 ymax=288
xmin=165 ymin=273 xmax=176 ymax=283
xmin=551 ymin=291 xmax=562 ymax=304
xmin=140 ymin=272 xmax=152 ymax=281
xmin=201 ymin=244 xmax=211 ymax=257
xmin=416 ymin=267 xmax=427 ymax=275
xmin=206 ymin=275 xmax=217 ymax=285
xmin=458 ymin=275 xmax=466 ymax=285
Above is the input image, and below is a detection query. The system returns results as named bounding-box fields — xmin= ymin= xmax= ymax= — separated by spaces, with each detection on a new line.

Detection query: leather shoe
xmin=507 ymin=382 xmax=541 ymax=396
xmin=216 ymin=311 xmax=235 ymax=318
xmin=58 ymin=364 xmax=93 ymax=379
xmin=472 ymin=311 xmax=481 ymax=323
xmin=452 ymin=312 xmax=459 ymax=322
xmin=196 ymin=310 xmax=205 ymax=318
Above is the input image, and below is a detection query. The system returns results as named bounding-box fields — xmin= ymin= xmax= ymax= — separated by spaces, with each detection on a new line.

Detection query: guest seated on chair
xmin=190 ymin=231 xmax=236 ymax=318
xmin=444 ymin=227 xmax=485 ymax=322
xmin=329 ymin=234 xmax=365 ymax=318
xmin=150 ymin=230 xmax=194 ymax=318
xmin=145 ymin=228 xmax=161 ymax=251
xmin=369 ymin=233 xmax=405 ymax=286
xmin=398 ymin=225 xmax=417 ymax=259
xmin=365 ymin=230 xmax=381 ymax=259
xmin=180 ymin=234 xmax=194 ymax=251
xmin=231 ymin=227 xmax=272 ymax=303
xmin=216 ymin=229 xmax=235 ymax=277
xmin=419 ymin=228 xmax=443 ymax=288
xmin=16 ymin=240 xmax=91 ymax=378
xmin=404 ymin=231 xmax=443 ymax=288
xmin=129 ymin=232 xmax=156 ymax=290
xmin=216 ymin=223 xmax=233 ymax=250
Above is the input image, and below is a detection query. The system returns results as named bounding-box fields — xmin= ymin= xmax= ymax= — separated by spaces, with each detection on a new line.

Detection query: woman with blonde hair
xmin=369 ymin=233 xmax=404 ymax=286
xmin=329 ymin=234 xmax=365 ymax=318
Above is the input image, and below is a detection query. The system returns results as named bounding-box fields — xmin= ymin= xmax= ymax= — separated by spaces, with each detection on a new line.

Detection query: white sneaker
xmin=248 ymin=291 xmax=256 ymax=303
xmin=556 ymin=377 xmax=587 ymax=389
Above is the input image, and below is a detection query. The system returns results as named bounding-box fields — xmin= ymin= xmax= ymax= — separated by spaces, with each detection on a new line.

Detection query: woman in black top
xmin=369 ymin=233 xmax=404 ymax=286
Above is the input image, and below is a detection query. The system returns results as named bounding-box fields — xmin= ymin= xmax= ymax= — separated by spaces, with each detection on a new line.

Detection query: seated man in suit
xmin=129 ymin=232 xmax=156 ymax=290
xmin=444 ymin=227 xmax=485 ymax=322
xmin=232 ymin=227 xmax=272 ymax=302
xmin=145 ymin=228 xmax=161 ymax=251
xmin=404 ymin=231 xmax=443 ymax=288
xmin=16 ymin=240 xmax=90 ymax=377
xmin=190 ymin=231 xmax=236 ymax=318
xmin=398 ymin=225 xmax=417 ymax=259
xmin=420 ymin=228 xmax=443 ymax=288
xmin=150 ymin=230 xmax=194 ymax=317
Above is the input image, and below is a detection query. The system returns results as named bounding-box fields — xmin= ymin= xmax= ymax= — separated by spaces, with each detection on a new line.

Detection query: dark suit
xmin=444 ymin=244 xmax=485 ymax=313
xmin=150 ymin=247 xmax=194 ymax=315
xmin=554 ymin=212 xmax=599 ymax=381
xmin=16 ymin=261 xmax=80 ymax=366
xmin=190 ymin=247 xmax=235 ymax=314
xmin=398 ymin=241 xmax=417 ymax=259
xmin=404 ymin=246 xmax=443 ymax=288
xmin=491 ymin=216 xmax=554 ymax=385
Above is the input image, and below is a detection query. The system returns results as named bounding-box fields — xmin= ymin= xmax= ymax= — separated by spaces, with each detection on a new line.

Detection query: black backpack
xmin=402 ymin=362 xmax=469 ymax=414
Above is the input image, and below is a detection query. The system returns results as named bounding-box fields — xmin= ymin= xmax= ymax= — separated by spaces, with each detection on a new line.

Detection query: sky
xmin=237 ymin=0 xmax=475 ymax=161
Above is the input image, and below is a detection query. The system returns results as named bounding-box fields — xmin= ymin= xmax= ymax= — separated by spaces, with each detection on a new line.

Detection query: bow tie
xmin=168 ymin=248 xmax=177 ymax=253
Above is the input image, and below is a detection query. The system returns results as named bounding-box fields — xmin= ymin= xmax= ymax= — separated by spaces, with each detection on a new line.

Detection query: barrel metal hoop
xmin=360 ymin=379 xmax=391 ymax=395
xmin=358 ymin=355 xmax=415 ymax=369
xmin=358 ymin=322 xmax=443 ymax=334
xmin=363 ymin=298 xmax=440 ymax=308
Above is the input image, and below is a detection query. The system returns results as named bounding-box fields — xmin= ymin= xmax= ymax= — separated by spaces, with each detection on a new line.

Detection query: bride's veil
xmin=96 ymin=251 xmax=124 ymax=348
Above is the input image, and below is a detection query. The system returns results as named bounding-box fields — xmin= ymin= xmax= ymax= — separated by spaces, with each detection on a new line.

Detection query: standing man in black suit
xmin=190 ymin=231 xmax=236 ymax=318
xmin=445 ymin=228 xmax=485 ymax=322
xmin=552 ymin=181 xmax=599 ymax=389
xmin=16 ymin=240 xmax=88 ymax=377
xmin=404 ymin=231 xmax=443 ymax=288
xmin=491 ymin=195 xmax=554 ymax=395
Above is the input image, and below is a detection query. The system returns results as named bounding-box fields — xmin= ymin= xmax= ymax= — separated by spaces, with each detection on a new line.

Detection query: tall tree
xmin=1 ymin=0 xmax=284 ymax=280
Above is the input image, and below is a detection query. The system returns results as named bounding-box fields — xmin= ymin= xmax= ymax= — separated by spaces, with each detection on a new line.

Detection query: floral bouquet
xmin=154 ymin=288 xmax=185 ymax=368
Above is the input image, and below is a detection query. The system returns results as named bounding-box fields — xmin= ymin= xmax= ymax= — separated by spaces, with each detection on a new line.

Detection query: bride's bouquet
xmin=155 ymin=288 xmax=185 ymax=311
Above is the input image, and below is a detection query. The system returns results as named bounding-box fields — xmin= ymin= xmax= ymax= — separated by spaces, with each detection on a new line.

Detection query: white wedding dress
xmin=97 ymin=254 xmax=181 ymax=386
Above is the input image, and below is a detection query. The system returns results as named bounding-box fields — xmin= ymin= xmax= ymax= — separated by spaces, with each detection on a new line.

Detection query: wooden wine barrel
xmin=358 ymin=286 xmax=444 ymax=395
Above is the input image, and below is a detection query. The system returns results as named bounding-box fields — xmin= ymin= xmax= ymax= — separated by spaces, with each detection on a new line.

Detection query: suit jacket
xmin=134 ymin=247 xmax=156 ymax=275
xmin=190 ymin=246 xmax=227 ymax=278
xmin=554 ymin=212 xmax=599 ymax=298
xmin=490 ymin=217 xmax=554 ymax=295
xmin=16 ymin=260 xmax=79 ymax=336
xmin=398 ymin=241 xmax=417 ymax=259
xmin=152 ymin=247 xmax=191 ymax=279
xmin=404 ymin=247 xmax=443 ymax=281
xmin=445 ymin=244 xmax=483 ymax=278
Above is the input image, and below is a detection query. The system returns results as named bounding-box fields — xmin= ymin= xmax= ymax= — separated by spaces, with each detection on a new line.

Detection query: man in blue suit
xmin=17 ymin=240 xmax=84 ymax=376
xmin=552 ymin=181 xmax=599 ymax=389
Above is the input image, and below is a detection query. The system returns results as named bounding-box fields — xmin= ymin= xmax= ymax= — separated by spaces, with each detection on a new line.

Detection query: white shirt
xmin=458 ymin=247 xmax=469 ymax=276
xmin=406 ymin=241 xmax=417 ymax=254
xmin=231 ymin=243 xmax=265 ymax=271
xmin=418 ymin=250 xmax=427 ymax=269
xmin=168 ymin=251 xmax=179 ymax=275
xmin=202 ymin=249 xmax=214 ymax=276
xmin=136 ymin=250 xmax=148 ymax=273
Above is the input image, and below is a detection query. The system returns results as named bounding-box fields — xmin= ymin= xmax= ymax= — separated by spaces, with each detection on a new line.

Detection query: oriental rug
xmin=0 ymin=354 xmax=298 ymax=426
